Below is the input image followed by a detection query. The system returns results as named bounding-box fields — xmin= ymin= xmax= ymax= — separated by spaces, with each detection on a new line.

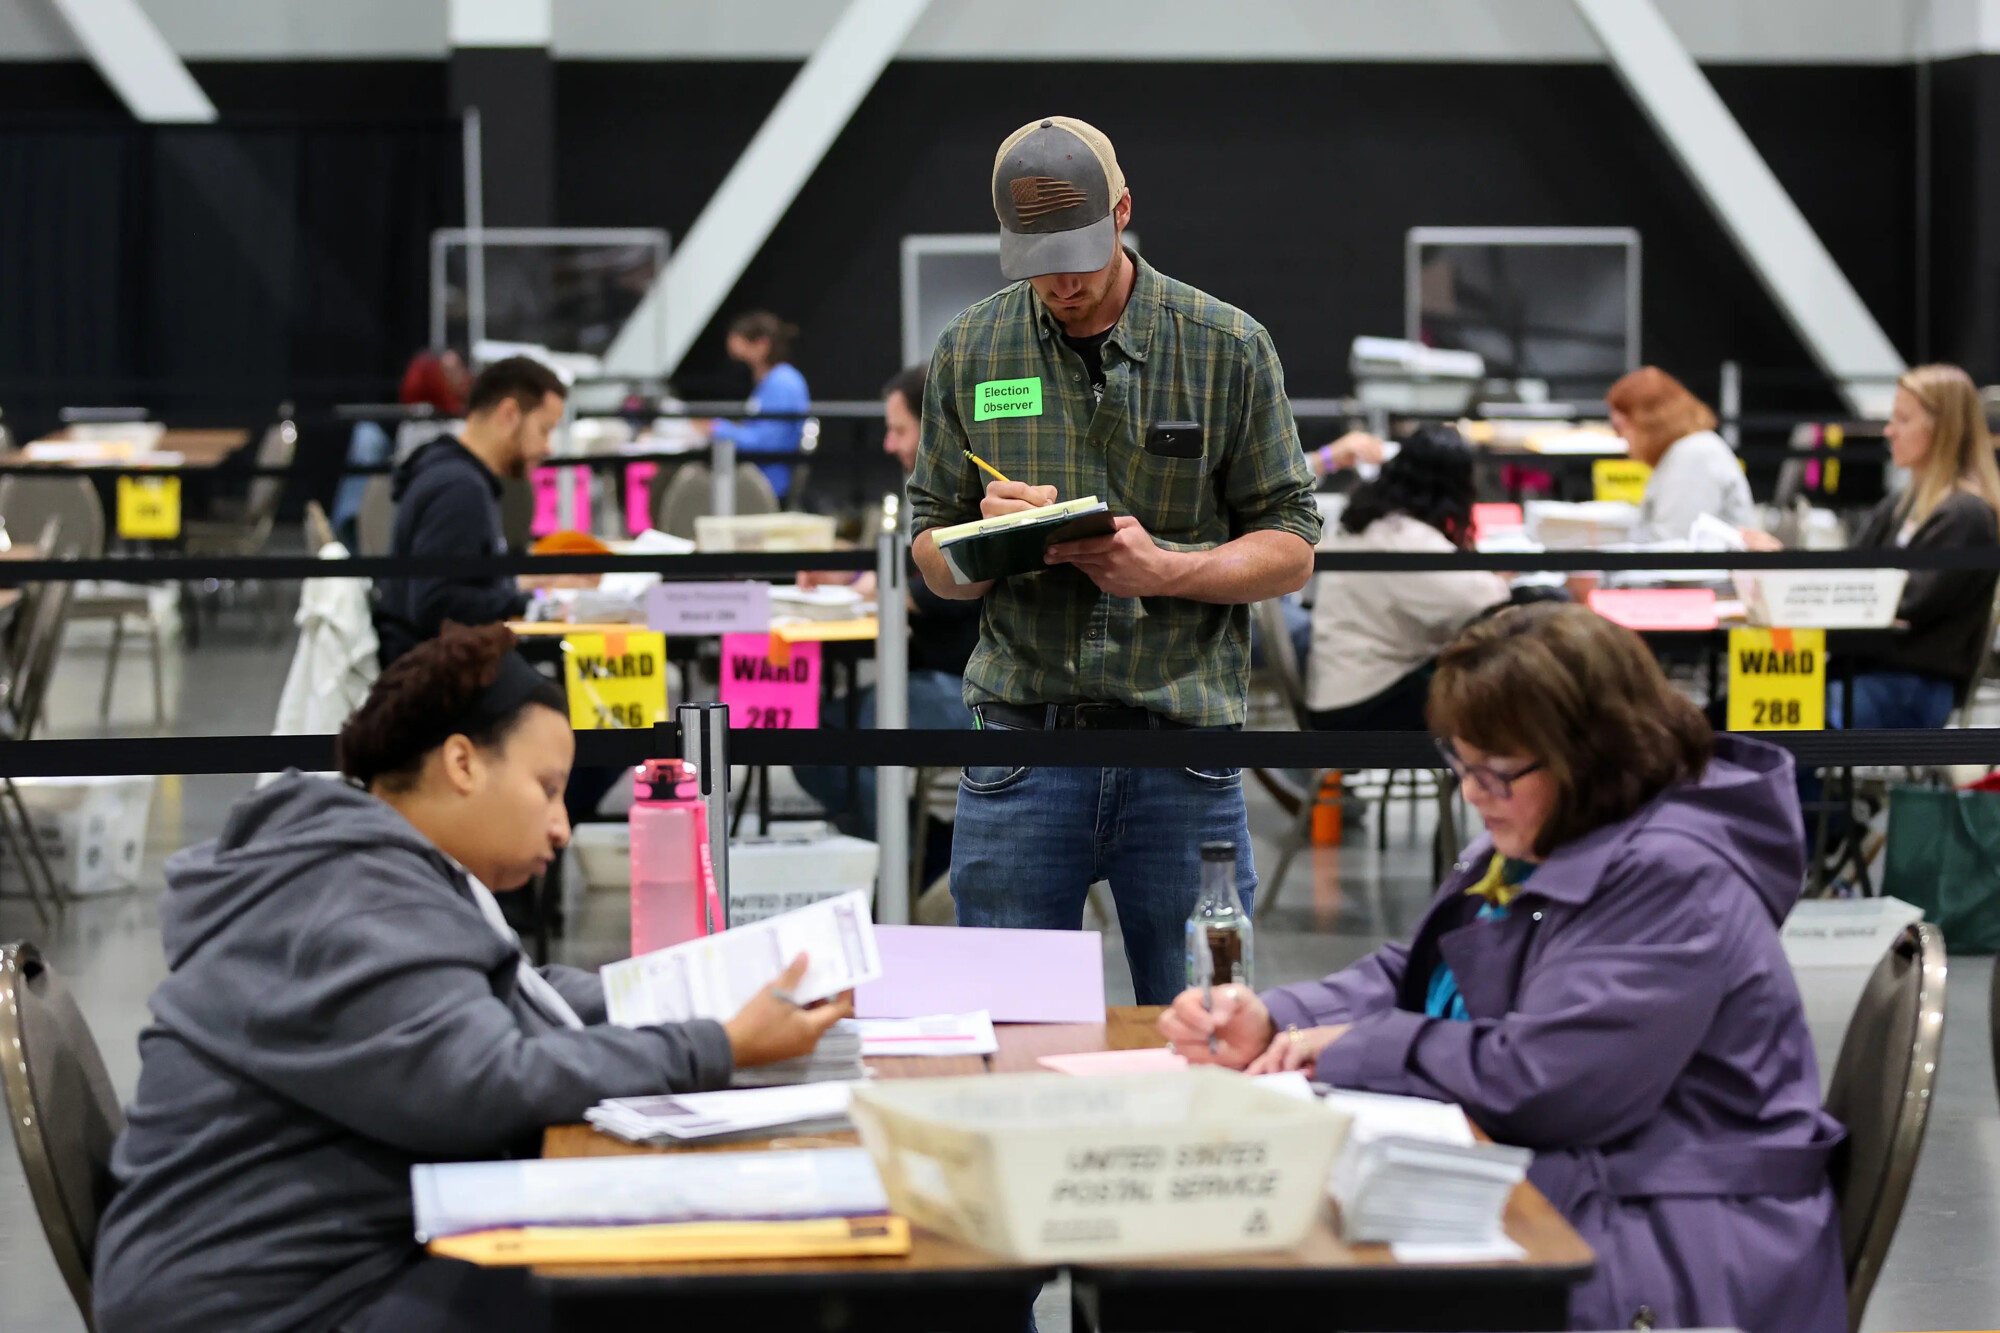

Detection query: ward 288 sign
xmin=1726 ymin=627 xmax=1826 ymax=732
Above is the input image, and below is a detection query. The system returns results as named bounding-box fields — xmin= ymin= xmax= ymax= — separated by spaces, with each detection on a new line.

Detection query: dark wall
xmin=0 ymin=56 xmax=1941 ymax=425
xmin=0 ymin=63 xmax=459 ymax=433
xmin=556 ymin=60 xmax=1922 ymax=413
xmin=1928 ymin=54 xmax=2000 ymax=383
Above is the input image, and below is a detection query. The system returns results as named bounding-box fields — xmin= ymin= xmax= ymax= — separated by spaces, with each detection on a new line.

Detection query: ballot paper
xmin=1389 ymin=1237 xmax=1527 ymax=1264
xmin=1321 ymin=1089 xmax=1477 ymax=1148
xmin=586 ymin=1082 xmax=855 ymax=1145
xmin=851 ymin=1011 xmax=998 ymax=1058
xmin=601 ymin=891 xmax=881 ymax=1027
xmin=1251 ymin=1071 xmax=1317 ymax=1102
xmin=410 ymin=1147 xmax=888 ymax=1241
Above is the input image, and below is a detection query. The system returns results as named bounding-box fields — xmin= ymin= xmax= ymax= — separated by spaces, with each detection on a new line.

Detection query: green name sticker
xmin=973 ymin=377 xmax=1043 ymax=421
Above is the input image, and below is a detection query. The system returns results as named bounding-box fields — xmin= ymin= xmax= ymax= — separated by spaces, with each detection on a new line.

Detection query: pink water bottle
xmin=629 ymin=760 xmax=721 ymax=954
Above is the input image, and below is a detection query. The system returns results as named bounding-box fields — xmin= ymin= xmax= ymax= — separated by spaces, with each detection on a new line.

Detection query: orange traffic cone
xmin=1310 ymin=771 xmax=1343 ymax=844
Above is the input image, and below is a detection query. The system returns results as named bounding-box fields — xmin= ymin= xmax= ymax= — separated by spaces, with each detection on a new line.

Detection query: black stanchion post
xmin=874 ymin=494 xmax=910 ymax=924
xmin=710 ymin=435 xmax=735 ymax=519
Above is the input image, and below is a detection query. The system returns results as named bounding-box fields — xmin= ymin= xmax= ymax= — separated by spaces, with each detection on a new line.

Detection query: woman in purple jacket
xmin=1162 ymin=602 xmax=1846 ymax=1333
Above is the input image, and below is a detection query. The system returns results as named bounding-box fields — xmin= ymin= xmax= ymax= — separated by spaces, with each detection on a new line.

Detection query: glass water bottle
xmin=1185 ymin=839 xmax=1252 ymax=991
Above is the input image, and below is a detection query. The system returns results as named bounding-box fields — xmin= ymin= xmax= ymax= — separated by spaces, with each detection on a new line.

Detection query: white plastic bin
xmin=849 ymin=1069 xmax=1350 ymax=1262
xmin=0 ymin=775 xmax=154 ymax=896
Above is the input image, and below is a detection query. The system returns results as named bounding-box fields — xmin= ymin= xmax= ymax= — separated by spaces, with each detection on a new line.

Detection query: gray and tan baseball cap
xmin=992 ymin=116 xmax=1127 ymax=281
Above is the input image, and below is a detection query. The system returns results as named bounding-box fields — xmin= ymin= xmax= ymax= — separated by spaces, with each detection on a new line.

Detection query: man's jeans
xmin=949 ymin=725 xmax=1256 ymax=1005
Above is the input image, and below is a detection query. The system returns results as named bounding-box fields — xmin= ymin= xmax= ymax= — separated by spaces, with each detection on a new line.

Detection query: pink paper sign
xmin=530 ymin=467 xmax=562 ymax=537
xmin=625 ymin=462 xmax=658 ymax=536
xmin=1038 ymin=1049 xmax=1188 ymax=1076
xmin=1471 ymin=502 xmax=1525 ymax=542
xmin=719 ymin=633 xmax=820 ymax=730
xmin=1588 ymin=587 xmax=1718 ymax=631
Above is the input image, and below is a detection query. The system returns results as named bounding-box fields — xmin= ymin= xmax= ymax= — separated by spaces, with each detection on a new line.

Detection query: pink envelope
xmin=1587 ymin=587 xmax=1718 ymax=631
xmin=855 ymin=926 xmax=1106 ymax=1022
xmin=1471 ymin=502 xmax=1525 ymax=542
xmin=1038 ymin=1048 xmax=1188 ymax=1076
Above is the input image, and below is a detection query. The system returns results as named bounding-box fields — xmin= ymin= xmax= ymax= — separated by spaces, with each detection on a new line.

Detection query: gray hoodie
xmin=92 ymin=773 xmax=733 ymax=1333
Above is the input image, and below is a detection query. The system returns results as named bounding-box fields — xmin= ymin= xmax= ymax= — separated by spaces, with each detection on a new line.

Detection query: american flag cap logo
xmin=1008 ymin=176 xmax=1089 ymax=224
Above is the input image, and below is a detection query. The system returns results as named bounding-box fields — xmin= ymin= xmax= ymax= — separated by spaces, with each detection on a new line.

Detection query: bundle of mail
xmin=586 ymin=1081 xmax=856 ymax=1147
xmin=731 ymin=1021 xmax=865 ymax=1088
xmin=1323 ymin=1090 xmax=1532 ymax=1247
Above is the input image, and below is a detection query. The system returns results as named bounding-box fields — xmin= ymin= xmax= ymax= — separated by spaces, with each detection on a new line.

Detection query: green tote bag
xmin=1882 ymin=784 xmax=2000 ymax=954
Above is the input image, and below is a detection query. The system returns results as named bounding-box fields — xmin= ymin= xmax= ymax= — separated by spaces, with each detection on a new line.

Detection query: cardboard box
xmin=694 ymin=512 xmax=838 ymax=553
xmin=0 ymin=775 xmax=155 ymax=896
xmin=729 ymin=834 xmax=879 ymax=925
xmin=850 ymin=1069 xmax=1350 ymax=1262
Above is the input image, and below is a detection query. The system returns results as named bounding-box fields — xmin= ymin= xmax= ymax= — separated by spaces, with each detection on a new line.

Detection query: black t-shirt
xmin=1063 ymin=328 xmax=1110 ymax=400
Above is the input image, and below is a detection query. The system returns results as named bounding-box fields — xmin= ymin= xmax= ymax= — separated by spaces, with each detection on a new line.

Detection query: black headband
xmin=468 ymin=651 xmax=558 ymax=729
xmin=407 ymin=651 xmax=558 ymax=758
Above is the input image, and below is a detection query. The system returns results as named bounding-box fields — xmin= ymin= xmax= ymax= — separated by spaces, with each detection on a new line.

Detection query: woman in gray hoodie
xmin=92 ymin=624 xmax=851 ymax=1333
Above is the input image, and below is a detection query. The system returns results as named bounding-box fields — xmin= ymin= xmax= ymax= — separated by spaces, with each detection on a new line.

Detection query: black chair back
xmin=0 ymin=941 xmax=125 ymax=1330
xmin=1824 ymin=921 xmax=1946 ymax=1333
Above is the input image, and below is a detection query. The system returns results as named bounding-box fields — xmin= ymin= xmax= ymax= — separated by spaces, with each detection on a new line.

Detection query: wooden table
xmin=20 ymin=427 xmax=249 ymax=468
xmin=537 ymin=1007 xmax=1594 ymax=1331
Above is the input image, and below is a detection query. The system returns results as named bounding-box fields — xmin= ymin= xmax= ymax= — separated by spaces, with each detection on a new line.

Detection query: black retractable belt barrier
xmin=0 ymin=550 xmax=880 ymax=585
xmin=4 ymin=727 xmax=1996 ymax=780
xmin=0 ymin=546 xmax=1994 ymax=586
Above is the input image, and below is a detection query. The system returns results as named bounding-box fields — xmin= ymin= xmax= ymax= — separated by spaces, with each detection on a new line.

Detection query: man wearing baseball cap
xmin=907 ymin=116 xmax=1321 ymax=1003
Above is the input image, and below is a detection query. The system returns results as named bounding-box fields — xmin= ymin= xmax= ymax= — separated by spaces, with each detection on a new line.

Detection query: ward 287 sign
xmin=1726 ymin=627 xmax=1826 ymax=731
xmin=560 ymin=631 xmax=669 ymax=730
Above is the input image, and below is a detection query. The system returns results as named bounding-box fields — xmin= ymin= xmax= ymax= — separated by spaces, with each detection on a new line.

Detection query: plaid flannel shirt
xmin=908 ymin=253 xmax=1320 ymax=726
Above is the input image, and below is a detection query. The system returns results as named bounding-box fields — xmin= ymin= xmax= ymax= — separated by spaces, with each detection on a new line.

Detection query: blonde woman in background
xmin=1750 ymin=364 xmax=2000 ymax=726
xmin=1607 ymin=366 xmax=1755 ymax=542
xmin=1826 ymin=363 xmax=2000 ymax=727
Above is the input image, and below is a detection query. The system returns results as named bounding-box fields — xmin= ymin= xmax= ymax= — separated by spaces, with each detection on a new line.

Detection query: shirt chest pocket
xmin=1119 ymin=421 xmax=1211 ymax=542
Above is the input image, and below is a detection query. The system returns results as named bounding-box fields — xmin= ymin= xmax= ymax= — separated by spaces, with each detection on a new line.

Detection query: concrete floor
xmin=1 ymin=589 xmax=1996 ymax=1332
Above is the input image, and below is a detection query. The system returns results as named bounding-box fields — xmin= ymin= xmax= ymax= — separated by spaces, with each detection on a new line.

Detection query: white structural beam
xmin=50 ymin=0 xmax=216 ymax=124
xmin=1572 ymin=0 xmax=1902 ymax=416
xmin=448 ymin=0 xmax=551 ymax=48
xmin=604 ymin=0 xmax=932 ymax=378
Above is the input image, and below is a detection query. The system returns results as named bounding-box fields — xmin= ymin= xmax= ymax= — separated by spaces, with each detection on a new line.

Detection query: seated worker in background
xmin=1306 ymin=428 xmax=1389 ymax=479
xmin=1307 ymin=425 xmax=1509 ymax=730
xmin=1163 ymin=604 xmax=1845 ymax=1333
xmin=93 ymin=624 xmax=851 ymax=1333
xmin=334 ymin=348 xmax=472 ymax=548
xmin=794 ymin=364 xmax=979 ymax=848
xmin=710 ymin=310 xmax=810 ymax=501
xmin=373 ymin=356 xmax=568 ymax=667
xmin=1608 ymin=366 xmax=1754 ymax=542
xmin=1746 ymin=363 xmax=2000 ymax=728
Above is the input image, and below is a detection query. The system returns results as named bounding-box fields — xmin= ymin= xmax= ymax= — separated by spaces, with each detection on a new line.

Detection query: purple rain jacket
xmin=1263 ymin=734 xmax=1846 ymax=1333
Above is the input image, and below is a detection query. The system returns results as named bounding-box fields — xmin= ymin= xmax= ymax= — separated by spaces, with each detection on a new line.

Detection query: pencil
xmin=963 ymin=450 xmax=1012 ymax=484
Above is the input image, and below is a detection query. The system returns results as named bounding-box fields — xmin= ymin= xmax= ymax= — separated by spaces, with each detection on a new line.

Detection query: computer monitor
xmin=431 ymin=227 xmax=669 ymax=361
xmin=900 ymin=232 xmax=1140 ymax=371
xmin=1406 ymin=227 xmax=1641 ymax=400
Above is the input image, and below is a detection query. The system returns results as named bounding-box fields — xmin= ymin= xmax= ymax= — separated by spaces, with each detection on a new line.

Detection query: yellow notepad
xmin=428 ymin=1215 xmax=912 ymax=1266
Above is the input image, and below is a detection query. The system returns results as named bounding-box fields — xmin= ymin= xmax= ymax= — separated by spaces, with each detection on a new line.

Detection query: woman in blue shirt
xmin=710 ymin=310 xmax=810 ymax=500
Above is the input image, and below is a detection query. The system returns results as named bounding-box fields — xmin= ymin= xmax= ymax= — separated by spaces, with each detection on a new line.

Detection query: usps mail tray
xmin=849 ymin=1069 xmax=1350 ymax=1262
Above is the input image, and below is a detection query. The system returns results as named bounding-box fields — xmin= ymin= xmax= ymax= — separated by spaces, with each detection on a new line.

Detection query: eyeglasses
xmin=1434 ymin=737 xmax=1545 ymax=801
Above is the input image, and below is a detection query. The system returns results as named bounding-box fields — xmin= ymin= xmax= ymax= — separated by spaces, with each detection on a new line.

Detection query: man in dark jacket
xmin=373 ymin=356 xmax=568 ymax=666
